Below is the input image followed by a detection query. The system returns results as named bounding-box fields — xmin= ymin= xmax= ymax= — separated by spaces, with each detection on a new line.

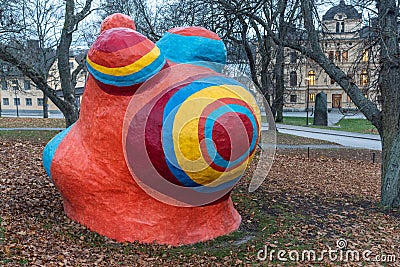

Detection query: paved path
xmin=276 ymin=124 xmax=381 ymax=151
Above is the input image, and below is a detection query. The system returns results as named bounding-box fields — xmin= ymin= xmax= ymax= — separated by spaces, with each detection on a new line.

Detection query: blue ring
xmin=204 ymin=104 xmax=258 ymax=169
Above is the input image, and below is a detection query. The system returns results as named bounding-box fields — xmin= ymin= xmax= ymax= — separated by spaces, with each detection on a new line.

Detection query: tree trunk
xmin=378 ymin=0 xmax=400 ymax=208
xmin=63 ymin=102 xmax=79 ymax=127
xmin=381 ymin=133 xmax=400 ymax=207
xmin=43 ymin=93 xmax=48 ymax=118
xmin=273 ymin=41 xmax=284 ymax=123
xmin=273 ymin=0 xmax=287 ymax=123
xmin=55 ymin=0 xmax=81 ymax=127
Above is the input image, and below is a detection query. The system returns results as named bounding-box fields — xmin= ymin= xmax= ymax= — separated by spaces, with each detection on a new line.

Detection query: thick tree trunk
xmin=381 ymin=133 xmax=400 ymax=207
xmin=273 ymin=45 xmax=284 ymax=122
xmin=273 ymin=0 xmax=288 ymax=123
xmin=55 ymin=0 xmax=83 ymax=127
xmin=63 ymin=102 xmax=79 ymax=127
xmin=378 ymin=0 xmax=400 ymax=208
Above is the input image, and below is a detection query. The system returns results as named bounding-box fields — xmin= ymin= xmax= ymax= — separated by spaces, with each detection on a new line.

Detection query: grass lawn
xmin=0 ymin=130 xmax=59 ymax=142
xmin=280 ymin=116 xmax=314 ymax=126
xmin=0 ymin=117 xmax=65 ymax=128
xmin=335 ymin=118 xmax=378 ymax=134
xmin=281 ymin=116 xmax=379 ymax=135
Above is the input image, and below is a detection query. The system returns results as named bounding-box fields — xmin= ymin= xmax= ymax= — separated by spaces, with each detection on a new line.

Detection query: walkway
xmin=276 ymin=124 xmax=381 ymax=151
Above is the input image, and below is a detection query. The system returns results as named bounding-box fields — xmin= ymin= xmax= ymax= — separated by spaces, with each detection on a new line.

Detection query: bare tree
xmin=100 ymin=0 xmax=285 ymax=116
xmin=215 ymin=0 xmax=400 ymax=208
xmin=0 ymin=0 xmax=94 ymax=126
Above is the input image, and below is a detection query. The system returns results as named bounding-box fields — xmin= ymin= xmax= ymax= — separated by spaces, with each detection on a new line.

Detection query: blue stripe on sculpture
xmin=42 ymin=124 xmax=74 ymax=180
xmin=157 ymin=32 xmax=226 ymax=73
xmin=86 ymin=56 xmax=166 ymax=87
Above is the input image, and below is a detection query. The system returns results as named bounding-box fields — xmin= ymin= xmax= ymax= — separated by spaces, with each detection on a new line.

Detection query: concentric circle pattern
xmin=86 ymin=28 xmax=165 ymax=93
xmin=123 ymin=64 xmax=261 ymax=206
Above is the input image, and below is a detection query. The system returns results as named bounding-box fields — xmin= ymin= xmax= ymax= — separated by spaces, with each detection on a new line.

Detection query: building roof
xmin=322 ymin=0 xmax=362 ymax=20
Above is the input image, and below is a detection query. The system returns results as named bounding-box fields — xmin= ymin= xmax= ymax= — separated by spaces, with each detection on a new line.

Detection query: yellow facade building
xmin=0 ymin=52 xmax=87 ymax=117
xmin=283 ymin=0 xmax=378 ymax=111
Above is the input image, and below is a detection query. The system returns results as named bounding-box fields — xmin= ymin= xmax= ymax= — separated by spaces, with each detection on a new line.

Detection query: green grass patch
xmin=281 ymin=116 xmax=379 ymax=135
xmin=0 ymin=117 xmax=65 ymax=128
xmin=281 ymin=116 xmax=314 ymax=126
xmin=334 ymin=118 xmax=378 ymax=134
xmin=0 ymin=130 xmax=59 ymax=142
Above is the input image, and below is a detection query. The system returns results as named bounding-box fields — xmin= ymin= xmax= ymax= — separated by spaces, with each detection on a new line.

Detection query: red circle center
xmin=212 ymin=112 xmax=253 ymax=162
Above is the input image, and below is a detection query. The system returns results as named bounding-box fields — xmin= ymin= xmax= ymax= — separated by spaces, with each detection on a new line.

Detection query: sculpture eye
xmin=86 ymin=28 xmax=166 ymax=95
xmin=157 ymin=26 xmax=226 ymax=73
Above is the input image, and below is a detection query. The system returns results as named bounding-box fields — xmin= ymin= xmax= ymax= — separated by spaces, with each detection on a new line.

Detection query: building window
xmin=1 ymin=79 xmax=6 ymax=90
xmin=360 ymin=70 xmax=369 ymax=85
xmin=24 ymin=80 xmax=31 ymax=90
xmin=290 ymin=71 xmax=297 ymax=86
xmin=14 ymin=98 xmax=20 ymax=106
xmin=26 ymin=98 xmax=32 ymax=106
xmin=335 ymin=51 xmax=341 ymax=61
xmin=69 ymin=61 xmax=74 ymax=69
xmin=290 ymin=52 xmax=297 ymax=63
xmin=342 ymin=51 xmax=348 ymax=61
xmin=336 ymin=22 xmax=340 ymax=33
xmin=329 ymin=51 xmax=334 ymax=61
xmin=362 ymin=50 xmax=369 ymax=62
xmin=307 ymin=70 xmax=316 ymax=85
xmin=330 ymin=78 xmax=335 ymax=85
xmin=290 ymin=95 xmax=297 ymax=103
xmin=309 ymin=93 xmax=315 ymax=102
xmin=3 ymin=98 xmax=9 ymax=105
xmin=341 ymin=22 xmax=345 ymax=32
xmin=37 ymin=98 xmax=44 ymax=106
xmin=12 ymin=79 xmax=18 ymax=90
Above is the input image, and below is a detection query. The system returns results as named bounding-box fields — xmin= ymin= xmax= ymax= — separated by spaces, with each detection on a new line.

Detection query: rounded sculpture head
xmin=86 ymin=28 xmax=166 ymax=94
xmin=156 ymin=26 xmax=226 ymax=73
xmin=100 ymin=13 xmax=136 ymax=32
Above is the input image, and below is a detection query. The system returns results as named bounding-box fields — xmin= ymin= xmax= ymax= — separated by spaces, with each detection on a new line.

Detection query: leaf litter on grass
xmin=0 ymin=137 xmax=398 ymax=266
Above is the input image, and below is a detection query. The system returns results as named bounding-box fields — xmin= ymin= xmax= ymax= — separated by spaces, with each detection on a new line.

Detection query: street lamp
xmin=305 ymin=77 xmax=311 ymax=126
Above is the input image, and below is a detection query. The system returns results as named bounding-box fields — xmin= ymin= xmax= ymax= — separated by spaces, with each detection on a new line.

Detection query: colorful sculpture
xmin=43 ymin=13 xmax=262 ymax=245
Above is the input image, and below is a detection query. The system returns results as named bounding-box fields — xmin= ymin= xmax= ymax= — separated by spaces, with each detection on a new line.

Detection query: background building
xmin=283 ymin=0 xmax=378 ymax=111
xmin=0 ymin=47 xmax=87 ymax=117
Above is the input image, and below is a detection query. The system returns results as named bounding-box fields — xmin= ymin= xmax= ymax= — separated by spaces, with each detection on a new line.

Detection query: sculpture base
xmin=62 ymin=195 xmax=241 ymax=245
